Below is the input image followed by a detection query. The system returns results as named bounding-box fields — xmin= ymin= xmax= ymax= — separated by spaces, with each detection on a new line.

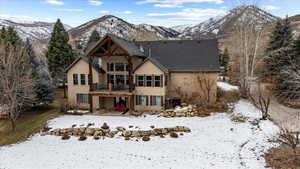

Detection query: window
xmin=116 ymin=75 xmax=125 ymax=86
xmin=115 ymin=63 xmax=125 ymax=71
xmin=109 ymin=63 xmax=114 ymax=72
xmin=137 ymin=75 xmax=144 ymax=87
xmin=77 ymin=94 xmax=89 ymax=104
xmin=146 ymin=76 xmax=152 ymax=87
xmin=151 ymin=96 xmax=163 ymax=106
xmin=80 ymin=74 xmax=86 ymax=85
xmin=136 ymin=95 xmax=148 ymax=106
xmin=73 ymin=74 xmax=78 ymax=85
xmin=154 ymin=76 xmax=161 ymax=87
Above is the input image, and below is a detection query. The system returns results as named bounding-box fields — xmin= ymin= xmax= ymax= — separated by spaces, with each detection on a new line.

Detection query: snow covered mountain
xmin=178 ymin=6 xmax=279 ymax=40
xmin=171 ymin=24 xmax=195 ymax=33
xmin=290 ymin=14 xmax=300 ymax=36
xmin=0 ymin=19 xmax=72 ymax=41
xmin=68 ymin=15 xmax=180 ymax=48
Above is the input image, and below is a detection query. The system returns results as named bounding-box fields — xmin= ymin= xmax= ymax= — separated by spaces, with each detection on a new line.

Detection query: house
xmin=66 ymin=34 xmax=220 ymax=112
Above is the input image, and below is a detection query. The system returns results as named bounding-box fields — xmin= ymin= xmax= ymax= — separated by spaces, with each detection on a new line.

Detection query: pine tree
xmin=220 ymin=48 xmax=229 ymax=72
xmin=267 ymin=17 xmax=293 ymax=52
xmin=5 ymin=26 xmax=22 ymax=45
xmin=25 ymin=39 xmax=54 ymax=104
xmin=265 ymin=17 xmax=294 ymax=76
xmin=291 ymin=35 xmax=300 ymax=65
xmin=46 ymin=19 xmax=74 ymax=88
xmin=84 ymin=29 xmax=100 ymax=52
xmin=0 ymin=27 xmax=6 ymax=40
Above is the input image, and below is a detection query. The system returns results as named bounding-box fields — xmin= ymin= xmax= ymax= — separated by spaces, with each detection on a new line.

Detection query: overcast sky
xmin=0 ymin=0 xmax=299 ymax=27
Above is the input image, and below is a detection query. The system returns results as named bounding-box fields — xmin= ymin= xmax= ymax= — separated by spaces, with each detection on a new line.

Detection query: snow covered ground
xmin=0 ymin=100 xmax=279 ymax=169
xmin=218 ymin=82 xmax=239 ymax=91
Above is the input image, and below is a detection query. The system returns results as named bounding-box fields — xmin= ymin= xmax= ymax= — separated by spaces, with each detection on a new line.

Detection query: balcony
xmin=90 ymin=83 xmax=133 ymax=96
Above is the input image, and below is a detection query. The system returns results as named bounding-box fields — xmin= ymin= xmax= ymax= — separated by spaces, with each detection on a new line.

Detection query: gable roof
xmin=85 ymin=34 xmax=145 ymax=57
xmin=135 ymin=39 xmax=220 ymax=72
xmin=134 ymin=57 xmax=169 ymax=73
xmin=65 ymin=56 xmax=105 ymax=73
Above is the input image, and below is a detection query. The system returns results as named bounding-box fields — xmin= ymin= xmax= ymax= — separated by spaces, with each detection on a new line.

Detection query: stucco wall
xmin=67 ymin=59 xmax=100 ymax=109
xmin=167 ymin=72 xmax=218 ymax=105
xmin=134 ymin=60 xmax=166 ymax=111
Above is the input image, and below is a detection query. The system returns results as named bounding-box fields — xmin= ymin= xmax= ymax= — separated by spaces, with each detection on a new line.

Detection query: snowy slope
xmin=0 ymin=19 xmax=72 ymax=41
xmin=69 ymin=15 xmax=180 ymax=48
xmin=0 ymin=101 xmax=279 ymax=169
xmin=179 ymin=6 xmax=279 ymax=40
xmin=171 ymin=24 xmax=195 ymax=33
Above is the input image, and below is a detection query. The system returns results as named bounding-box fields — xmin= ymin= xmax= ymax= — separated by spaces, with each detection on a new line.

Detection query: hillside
xmin=0 ymin=19 xmax=71 ymax=41
xmin=178 ymin=6 xmax=279 ymax=40
xmin=68 ymin=15 xmax=180 ymax=49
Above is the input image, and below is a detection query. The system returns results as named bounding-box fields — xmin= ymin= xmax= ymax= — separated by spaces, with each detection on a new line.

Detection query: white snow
xmin=0 ymin=101 xmax=279 ymax=169
xmin=218 ymin=82 xmax=239 ymax=91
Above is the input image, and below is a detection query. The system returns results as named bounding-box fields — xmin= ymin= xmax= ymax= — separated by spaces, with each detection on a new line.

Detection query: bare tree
xmin=277 ymin=128 xmax=299 ymax=162
xmin=0 ymin=41 xmax=36 ymax=131
xmin=197 ymin=73 xmax=216 ymax=106
xmin=249 ymin=83 xmax=271 ymax=120
xmin=226 ymin=5 xmax=270 ymax=98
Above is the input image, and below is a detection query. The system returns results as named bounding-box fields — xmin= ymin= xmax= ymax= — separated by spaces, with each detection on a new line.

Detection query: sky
xmin=0 ymin=0 xmax=300 ymax=28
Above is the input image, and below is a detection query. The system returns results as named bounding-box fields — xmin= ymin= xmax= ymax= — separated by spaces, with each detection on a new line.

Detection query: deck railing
xmin=90 ymin=83 xmax=130 ymax=92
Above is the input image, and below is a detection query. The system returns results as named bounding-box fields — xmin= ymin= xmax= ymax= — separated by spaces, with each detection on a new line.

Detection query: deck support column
xmin=88 ymin=55 xmax=94 ymax=113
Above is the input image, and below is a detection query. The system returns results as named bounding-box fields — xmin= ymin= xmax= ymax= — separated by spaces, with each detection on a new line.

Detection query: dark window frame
xmin=73 ymin=74 xmax=78 ymax=85
xmin=80 ymin=74 xmax=86 ymax=85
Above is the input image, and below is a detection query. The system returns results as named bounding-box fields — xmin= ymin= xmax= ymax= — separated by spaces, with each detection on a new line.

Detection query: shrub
xmin=61 ymin=134 xmax=70 ymax=140
xmin=142 ymin=136 xmax=150 ymax=141
xmin=231 ymin=115 xmax=247 ymax=123
xmin=217 ymin=87 xmax=240 ymax=103
xmin=170 ymin=132 xmax=178 ymax=138
xmin=78 ymin=135 xmax=87 ymax=141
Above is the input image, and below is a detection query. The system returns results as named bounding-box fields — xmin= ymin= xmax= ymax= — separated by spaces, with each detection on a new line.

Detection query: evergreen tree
xmin=267 ymin=17 xmax=293 ymax=52
xmin=25 ymin=39 xmax=54 ymax=104
xmin=291 ymin=35 xmax=300 ymax=65
xmin=46 ymin=19 xmax=74 ymax=88
xmin=0 ymin=27 xmax=6 ymax=40
xmin=265 ymin=17 xmax=294 ymax=76
xmin=5 ymin=26 xmax=22 ymax=45
xmin=220 ymin=48 xmax=229 ymax=72
xmin=84 ymin=29 xmax=100 ymax=52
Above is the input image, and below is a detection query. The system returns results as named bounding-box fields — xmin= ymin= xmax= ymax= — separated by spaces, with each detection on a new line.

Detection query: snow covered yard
xmin=0 ymin=100 xmax=279 ymax=169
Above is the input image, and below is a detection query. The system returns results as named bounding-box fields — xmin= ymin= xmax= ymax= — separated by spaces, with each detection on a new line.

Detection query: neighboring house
xmin=66 ymin=34 xmax=220 ymax=112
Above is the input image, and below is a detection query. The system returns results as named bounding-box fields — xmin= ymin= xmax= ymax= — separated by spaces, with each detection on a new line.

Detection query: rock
xmin=161 ymin=128 xmax=168 ymax=135
xmin=71 ymin=124 xmax=77 ymax=128
xmin=85 ymin=128 xmax=95 ymax=136
xmin=180 ymin=133 xmax=184 ymax=136
xmin=170 ymin=132 xmax=178 ymax=138
xmin=101 ymin=129 xmax=110 ymax=134
xmin=160 ymin=135 xmax=165 ymax=138
xmin=153 ymin=128 xmax=162 ymax=136
xmin=94 ymin=131 xmax=102 ymax=137
xmin=101 ymin=123 xmax=109 ymax=130
xmin=106 ymin=132 xmax=115 ymax=138
xmin=132 ymin=131 xmax=140 ymax=137
xmin=79 ymin=135 xmax=87 ymax=141
xmin=61 ymin=134 xmax=70 ymax=140
xmin=181 ymin=103 xmax=188 ymax=107
xmin=129 ymin=125 xmax=133 ymax=128
xmin=116 ymin=127 xmax=126 ymax=132
xmin=124 ymin=137 xmax=130 ymax=141
xmin=122 ymin=131 xmax=132 ymax=137
xmin=142 ymin=136 xmax=150 ymax=141
xmin=94 ymin=136 xmax=100 ymax=140
xmin=150 ymin=125 xmax=155 ymax=129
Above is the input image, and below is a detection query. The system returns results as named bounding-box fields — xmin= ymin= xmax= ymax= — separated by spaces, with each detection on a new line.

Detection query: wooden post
xmin=88 ymin=55 xmax=94 ymax=113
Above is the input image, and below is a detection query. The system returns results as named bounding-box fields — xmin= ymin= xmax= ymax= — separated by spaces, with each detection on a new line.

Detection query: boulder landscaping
xmin=42 ymin=123 xmax=191 ymax=141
